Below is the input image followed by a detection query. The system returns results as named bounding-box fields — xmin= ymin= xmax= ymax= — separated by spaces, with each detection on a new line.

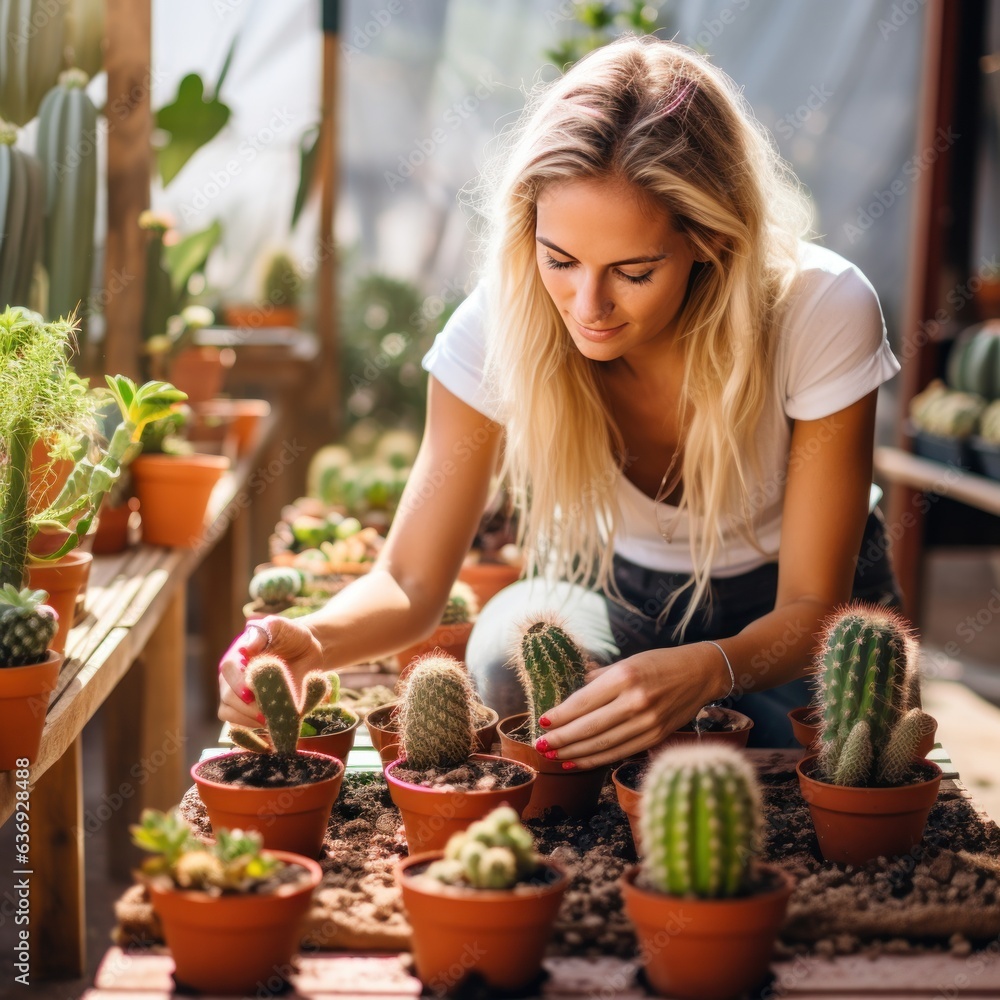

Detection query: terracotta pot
xmin=192 ymin=751 xmax=344 ymax=858
xmin=26 ymin=551 xmax=92 ymax=655
xmin=397 ymin=853 xmax=568 ymax=993
xmin=194 ymin=399 xmax=270 ymax=457
xmin=223 ymin=303 xmax=299 ymax=330
xmin=378 ymin=742 xmax=401 ymax=767
xmin=612 ymin=762 xmax=643 ymax=855
xmin=132 ymin=453 xmax=229 ymax=548
xmin=796 ymin=754 xmax=943 ymax=865
xmin=0 ymin=651 xmax=63 ymax=769
xmin=92 ymin=498 xmax=138 ymax=556
xmin=385 ymin=753 xmax=536 ymax=852
xmin=657 ymin=707 xmax=754 ymax=749
xmin=146 ymin=850 xmax=321 ymax=996
xmin=397 ymin=621 xmax=475 ymax=676
xmin=457 ymin=560 xmax=522 ymax=608
xmin=621 ymin=863 xmax=794 ymax=1000
xmin=296 ymin=710 xmax=359 ymax=762
xmin=498 ymin=713 xmax=609 ymax=820
xmin=168 ymin=345 xmax=235 ymax=406
xmin=788 ymin=706 xmax=822 ymax=749
xmin=28 ymin=439 xmax=74 ymax=517
xmin=365 ymin=702 xmax=499 ymax=757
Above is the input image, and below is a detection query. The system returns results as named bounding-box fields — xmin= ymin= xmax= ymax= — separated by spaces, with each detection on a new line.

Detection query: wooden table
xmin=0 ymin=407 xmax=282 ymax=980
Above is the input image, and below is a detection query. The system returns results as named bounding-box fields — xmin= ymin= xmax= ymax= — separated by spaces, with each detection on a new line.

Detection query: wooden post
xmin=102 ymin=0 xmax=151 ymax=380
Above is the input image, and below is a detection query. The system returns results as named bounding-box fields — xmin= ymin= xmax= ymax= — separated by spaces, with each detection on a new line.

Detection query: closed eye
xmin=542 ymin=253 xmax=654 ymax=285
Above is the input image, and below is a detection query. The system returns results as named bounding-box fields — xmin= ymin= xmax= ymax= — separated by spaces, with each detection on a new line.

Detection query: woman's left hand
xmin=533 ymin=644 xmax=726 ymax=769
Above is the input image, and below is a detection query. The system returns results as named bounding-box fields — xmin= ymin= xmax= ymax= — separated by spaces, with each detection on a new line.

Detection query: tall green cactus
xmin=37 ymin=69 xmax=98 ymax=325
xmin=399 ymin=654 xmax=475 ymax=770
xmin=639 ymin=744 xmax=761 ymax=899
xmin=0 ymin=0 xmax=68 ymax=125
xmin=230 ymin=655 xmax=329 ymax=756
xmin=513 ymin=616 xmax=587 ymax=740
xmin=0 ymin=120 xmax=44 ymax=308
xmin=816 ymin=606 xmax=935 ymax=787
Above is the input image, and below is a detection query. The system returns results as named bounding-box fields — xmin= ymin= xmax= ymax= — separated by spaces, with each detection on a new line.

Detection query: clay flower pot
xmin=194 ymin=398 xmax=271 ymax=457
xmin=788 ymin=706 xmax=822 ymax=749
xmin=132 ymin=453 xmax=229 ymax=548
xmin=0 ymin=651 xmax=62 ymax=769
xmin=658 ymin=706 xmax=754 ymax=749
xmin=92 ymin=497 xmax=138 ymax=556
xmin=145 ymin=849 xmax=321 ymax=996
xmin=397 ymin=621 xmax=475 ymax=676
xmin=168 ymin=345 xmax=235 ymax=406
xmin=621 ymin=863 xmax=794 ymax=1000
xmin=796 ymin=753 xmax=943 ymax=865
xmin=397 ymin=852 xmax=568 ymax=993
xmin=385 ymin=753 xmax=536 ymax=852
xmin=498 ymin=713 xmax=609 ymax=820
xmin=457 ymin=559 xmax=522 ymax=608
xmin=223 ymin=303 xmax=299 ymax=330
xmin=191 ymin=751 xmax=344 ymax=858
xmin=26 ymin=551 xmax=93 ymax=655
xmin=365 ymin=702 xmax=499 ymax=757
xmin=296 ymin=709 xmax=360 ymax=762
xmin=612 ymin=761 xmax=644 ymax=855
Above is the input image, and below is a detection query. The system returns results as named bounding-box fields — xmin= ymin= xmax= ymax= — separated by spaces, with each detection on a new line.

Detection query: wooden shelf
xmin=875 ymin=446 xmax=1000 ymax=517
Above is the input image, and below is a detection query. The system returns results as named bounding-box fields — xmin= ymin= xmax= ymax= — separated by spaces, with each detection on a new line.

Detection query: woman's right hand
xmin=217 ymin=615 xmax=325 ymax=726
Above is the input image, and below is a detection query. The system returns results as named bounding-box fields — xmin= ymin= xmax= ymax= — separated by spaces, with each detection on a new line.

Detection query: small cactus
xmin=399 ymin=654 xmax=475 ymax=770
xmin=262 ymin=251 xmax=301 ymax=308
xmin=249 ymin=566 xmax=303 ymax=605
xmin=815 ymin=605 xmax=932 ymax=787
xmin=513 ymin=615 xmax=588 ymax=741
xmin=424 ymin=805 xmax=538 ymax=889
xmin=981 ymin=399 xmax=1000 ymax=444
xmin=639 ymin=744 xmax=761 ymax=899
xmin=441 ymin=580 xmax=478 ymax=625
xmin=0 ymin=585 xmax=58 ymax=666
xmin=230 ymin=655 xmax=330 ymax=756
xmin=909 ymin=380 xmax=986 ymax=438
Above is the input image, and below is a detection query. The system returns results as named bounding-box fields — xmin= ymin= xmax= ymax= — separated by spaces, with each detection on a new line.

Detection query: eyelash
xmin=542 ymin=254 xmax=654 ymax=286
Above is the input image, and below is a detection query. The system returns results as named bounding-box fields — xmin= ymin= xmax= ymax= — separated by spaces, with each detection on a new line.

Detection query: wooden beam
xmin=102 ymin=0 xmax=151 ymax=380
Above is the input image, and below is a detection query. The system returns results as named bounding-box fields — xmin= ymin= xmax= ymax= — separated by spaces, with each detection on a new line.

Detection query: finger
xmin=547 ymin=711 xmax=663 ymax=763
xmin=535 ymin=695 xmax=638 ymax=754
xmin=218 ymin=638 xmax=252 ymax=698
xmin=218 ymin=673 xmax=263 ymax=727
xmin=566 ymin=731 xmax=655 ymax=771
xmin=538 ymin=668 xmax=621 ymax=729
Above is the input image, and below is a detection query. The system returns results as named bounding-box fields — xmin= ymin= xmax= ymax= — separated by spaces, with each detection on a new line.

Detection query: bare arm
xmin=218 ymin=377 xmax=502 ymax=724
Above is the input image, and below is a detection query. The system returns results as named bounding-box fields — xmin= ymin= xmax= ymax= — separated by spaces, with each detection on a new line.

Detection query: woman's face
xmin=535 ymin=176 xmax=700 ymax=366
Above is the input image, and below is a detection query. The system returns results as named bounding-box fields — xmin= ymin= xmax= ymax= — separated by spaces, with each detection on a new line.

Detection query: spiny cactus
xmin=262 ymin=251 xmax=300 ymax=308
xmin=513 ymin=615 xmax=588 ymax=741
xmin=424 ymin=806 xmax=538 ymax=889
xmin=815 ymin=606 xmax=934 ymax=787
xmin=249 ymin=566 xmax=303 ymax=605
xmin=441 ymin=580 xmax=478 ymax=625
xmin=981 ymin=400 xmax=1000 ymax=444
xmin=909 ymin=380 xmax=985 ymax=438
xmin=399 ymin=654 xmax=475 ymax=770
xmin=230 ymin=655 xmax=329 ymax=756
xmin=0 ymin=585 xmax=58 ymax=666
xmin=639 ymin=744 xmax=761 ymax=899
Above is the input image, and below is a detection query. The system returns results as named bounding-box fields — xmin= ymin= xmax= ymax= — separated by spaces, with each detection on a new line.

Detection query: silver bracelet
xmin=703 ymin=640 xmax=735 ymax=702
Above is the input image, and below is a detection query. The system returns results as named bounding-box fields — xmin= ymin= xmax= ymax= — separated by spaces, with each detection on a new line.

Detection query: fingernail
xmin=239 ymin=653 xmax=249 ymax=669
xmin=561 ymin=761 xmax=577 ymax=771
xmin=545 ymin=750 xmax=558 ymax=760
xmin=539 ymin=716 xmax=551 ymax=728
xmin=237 ymin=647 xmax=250 ymax=658
xmin=256 ymin=712 xmax=265 ymax=724
xmin=239 ymin=687 xmax=254 ymax=704
xmin=535 ymin=738 xmax=549 ymax=752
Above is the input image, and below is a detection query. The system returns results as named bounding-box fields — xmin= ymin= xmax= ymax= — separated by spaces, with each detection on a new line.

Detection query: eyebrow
xmin=536 ymin=236 xmax=668 ymax=267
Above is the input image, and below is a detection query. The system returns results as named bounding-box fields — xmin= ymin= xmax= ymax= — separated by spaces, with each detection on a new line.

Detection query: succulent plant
xmin=441 ymin=580 xmax=479 ymax=625
xmin=424 ymin=805 xmax=538 ymax=889
xmin=909 ymin=379 xmax=986 ymax=439
xmin=249 ymin=566 xmax=303 ymax=606
xmin=262 ymin=252 xmax=300 ymax=309
xmin=981 ymin=400 xmax=1000 ymax=445
xmin=639 ymin=744 xmax=761 ymax=899
xmin=399 ymin=654 xmax=475 ymax=770
xmin=815 ymin=605 xmax=936 ymax=787
xmin=229 ymin=655 xmax=330 ymax=756
xmin=131 ymin=808 xmax=282 ymax=893
xmin=513 ymin=615 xmax=588 ymax=741
xmin=0 ymin=585 xmax=58 ymax=666
xmin=300 ymin=671 xmax=355 ymax=736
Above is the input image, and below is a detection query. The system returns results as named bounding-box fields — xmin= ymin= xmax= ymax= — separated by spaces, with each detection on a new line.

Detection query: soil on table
xmin=196 ymin=750 xmax=338 ymax=788
xmin=390 ymin=758 xmax=533 ymax=791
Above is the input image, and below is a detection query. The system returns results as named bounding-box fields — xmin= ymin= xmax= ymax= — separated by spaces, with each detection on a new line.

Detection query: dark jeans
xmin=465 ymin=509 xmax=904 ymax=748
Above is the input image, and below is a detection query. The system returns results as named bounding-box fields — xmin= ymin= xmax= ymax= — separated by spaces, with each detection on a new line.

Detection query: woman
xmin=219 ymin=38 xmax=902 ymax=763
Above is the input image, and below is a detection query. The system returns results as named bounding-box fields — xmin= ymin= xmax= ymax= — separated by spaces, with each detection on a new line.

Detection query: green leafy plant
xmin=399 ymin=654 xmax=476 ymax=770
xmin=513 ymin=616 xmax=588 ymax=741
xmin=423 ymin=806 xmax=539 ymax=889
xmin=815 ymin=606 xmax=936 ymax=787
xmin=639 ymin=744 xmax=761 ymax=898
xmin=131 ymin=807 xmax=282 ymax=893
xmin=545 ymin=1 xmax=666 ymax=72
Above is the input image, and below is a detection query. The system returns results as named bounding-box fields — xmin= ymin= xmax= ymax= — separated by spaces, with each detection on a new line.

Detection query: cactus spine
xmin=424 ymin=806 xmax=538 ymax=889
xmin=639 ymin=744 xmax=760 ymax=899
xmin=0 ymin=121 xmax=44 ymax=308
xmin=399 ymin=654 xmax=475 ymax=770
xmin=249 ymin=566 xmax=303 ymax=605
xmin=230 ymin=655 xmax=329 ymax=756
xmin=816 ymin=606 xmax=934 ymax=787
xmin=514 ymin=616 xmax=587 ymax=740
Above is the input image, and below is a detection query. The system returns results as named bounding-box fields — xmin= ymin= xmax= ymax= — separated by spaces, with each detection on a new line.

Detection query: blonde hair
xmin=480 ymin=37 xmax=812 ymax=637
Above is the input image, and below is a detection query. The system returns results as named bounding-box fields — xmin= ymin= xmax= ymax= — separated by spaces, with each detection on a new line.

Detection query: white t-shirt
xmin=421 ymin=242 xmax=900 ymax=576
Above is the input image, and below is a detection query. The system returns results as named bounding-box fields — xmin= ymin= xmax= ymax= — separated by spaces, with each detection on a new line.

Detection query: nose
xmin=574 ymin=272 xmax=614 ymax=326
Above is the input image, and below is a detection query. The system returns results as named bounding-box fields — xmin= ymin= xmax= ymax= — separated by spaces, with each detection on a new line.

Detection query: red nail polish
xmin=535 ymin=738 xmax=549 ymax=752
xmin=561 ymin=761 xmax=577 ymax=770
xmin=539 ymin=716 xmax=551 ymax=728
xmin=237 ymin=647 xmax=250 ymax=658
xmin=256 ymin=712 xmax=265 ymax=724
xmin=239 ymin=687 xmax=254 ymax=704
xmin=545 ymin=750 xmax=558 ymax=760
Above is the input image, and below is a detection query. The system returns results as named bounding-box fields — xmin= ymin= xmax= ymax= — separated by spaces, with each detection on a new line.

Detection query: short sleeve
xmin=782 ymin=263 xmax=900 ymax=422
xmin=421 ymin=282 xmax=500 ymax=422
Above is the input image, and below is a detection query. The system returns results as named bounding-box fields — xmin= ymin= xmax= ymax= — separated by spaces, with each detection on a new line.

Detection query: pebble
xmin=949 ymin=933 xmax=972 ymax=957
xmin=929 ymin=852 xmax=955 ymax=883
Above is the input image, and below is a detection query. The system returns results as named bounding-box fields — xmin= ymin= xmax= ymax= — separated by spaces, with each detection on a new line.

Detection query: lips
xmin=574 ymin=320 xmax=626 ymax=342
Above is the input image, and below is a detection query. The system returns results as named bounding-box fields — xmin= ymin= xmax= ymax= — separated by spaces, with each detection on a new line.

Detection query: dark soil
xmin=678 ymin=705 xmax=750 ymax=733
xmin=390 ymin=758 xmax=533 ymax=791
xmin=614 ymin=760 xmax=645 ymax=791
xmin=302 ymin=708 xmax=355 ymax=736
xmin=196 ymin=750 xmax=339 ymax=788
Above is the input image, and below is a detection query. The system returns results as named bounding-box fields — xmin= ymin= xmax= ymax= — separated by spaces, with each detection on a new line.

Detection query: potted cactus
xmin=908 ymin=378 xmax=986 ymax=468
xmin=946 ymin=321 xmax=1000 ymax=400
xmin=972 ymin=398 xmax=1000 ymax=479
xmin=294 ymin=669 xmax=360 ymax=763
xmin=621 ymin=744 xmax=794 ymax=1000
xmin=396 ymin=805 xmax=568 ymax=994
xmin=131 ymin=808 xmax=321 ymax=995
xmin=497 ymin=615 xmax=611 ymax=819
xmin=364 ymin=697 xmax=498 ymax=760
xmin=223 ymin=250 xmax=302 ymax=330
xmin=796 ymin=606 xmax=942 ymax=864
xmin=396 ymin=580 xmax=479 ymax=675
xmin=384 ymin=654 xmax=535 ymax=852
xmin=192 ymin=655 xmax=345 ymax=857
